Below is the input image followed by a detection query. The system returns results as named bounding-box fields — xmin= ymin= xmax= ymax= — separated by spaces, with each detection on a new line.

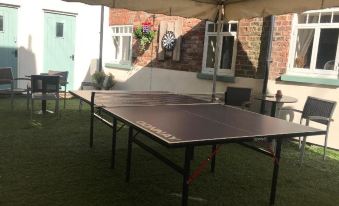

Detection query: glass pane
xmin=316 ymin=28 xmax=339 ymax=70
xmin=128 ymin=27 xmax=132 ymax=33
xmin=206 ymin=36 xmax=216 ymax=68
xmin=207 ymin=23 xmax=215 ymax=32
xmin=298 ymin=14 xmax=307 ymax=24
xmin=333 ymin=13 xmax=339 ymax=23
xmin=320 ymin=13 xmax=332 ymax=23
xmin=121 ymin=36 xmax=131 ymax=61
xmin=0 ymin=16 xmax=3 ymax=31
xmin=293 ymin=29 xmax=315 ymax=69
xmin=308 ymin=13 xmax=319 ymax=23
xmin=230 ymin=23 xmax=237 ymax=32
xmin=56 ymin=22 xmax=64 ymax=37
xmin=115 ymin=27 xmax=119 ymax=33
xmin=222 ymin=23 xmax=229 ymax=32
xmin=113 ymin=36 xmax=120 ymax=60
xmin=220 ymin=36 xmax=234 ymax=69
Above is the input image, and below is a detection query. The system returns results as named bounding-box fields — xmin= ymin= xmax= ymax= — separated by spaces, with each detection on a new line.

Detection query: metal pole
xmin=260 ymin=15 xmax=275 ymax=114
xmin=212 ymin=4 xmax=223 ymax=102
xmin=98 ymin=5 xmax=104 ymax=71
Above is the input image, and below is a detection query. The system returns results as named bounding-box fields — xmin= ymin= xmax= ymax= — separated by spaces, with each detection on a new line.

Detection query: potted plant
xmin=92 ymin=71 xmax=116 ymax=90
xmin=133 ymin=22 xmax=156 ymax=52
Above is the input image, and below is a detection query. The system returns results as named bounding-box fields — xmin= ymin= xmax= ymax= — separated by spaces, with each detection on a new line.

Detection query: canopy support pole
xmin=212 ymin=4 xmax=223 ymax=102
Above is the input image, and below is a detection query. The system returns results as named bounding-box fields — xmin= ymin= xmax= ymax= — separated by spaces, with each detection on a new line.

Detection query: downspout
xmin=98 ymin=5 xmax=104 ymax=71
xmin=260 ymin=15 xmax=275 ymax=114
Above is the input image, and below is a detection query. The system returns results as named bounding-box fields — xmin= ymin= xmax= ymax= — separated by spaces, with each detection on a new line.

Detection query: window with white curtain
xmin=202 ymin=21 xmax=238 ymax=76
xmin=111 ymin=25 xmax=133 ymax=66
xmin=288 ymin=8 xmax=339 ymax=77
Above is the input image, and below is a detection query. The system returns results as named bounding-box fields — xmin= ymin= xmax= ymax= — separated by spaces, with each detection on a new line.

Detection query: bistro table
xmin=255 ymin=94 xmax=298 ymax=117
xmin=26 ymin=74 xmax=59 ymax=114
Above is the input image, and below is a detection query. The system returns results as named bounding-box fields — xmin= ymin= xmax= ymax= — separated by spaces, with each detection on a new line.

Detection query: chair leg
xmin=31 ymin=99 xmax=34 ymax=119
xmin=298 ymin=137 xmax=302 ymax=149
xmin=10 ymin=92 xmax=14 ymax=111
xmin=63 ymin=89 xmax=66 ymax=109
xmin=299 ymin=136 xmax=307 ymax=166
xmin=56 ymin=98 xmax=60 ymax=118
xmin=323 ymin=134 xmax=328 ymax=160
xmin=79 ymin=100 xmax=83 ymax=111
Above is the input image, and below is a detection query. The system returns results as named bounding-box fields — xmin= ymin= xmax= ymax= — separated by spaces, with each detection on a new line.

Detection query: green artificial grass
xmin=1 ymin=96 xmax=339 ymax=206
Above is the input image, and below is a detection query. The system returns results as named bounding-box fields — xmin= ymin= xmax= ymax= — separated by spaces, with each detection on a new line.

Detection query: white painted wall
xmin=0 ymin=0 xmax=107 ymax=89
xmin=268 ymin=80 xmax=339 ymax=150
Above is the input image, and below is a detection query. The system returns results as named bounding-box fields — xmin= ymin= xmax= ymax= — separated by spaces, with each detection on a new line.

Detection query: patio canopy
xmin=62 ymin=0 xmax=339 ymax=21
xmin=62 ymin=0 xmax=339 ymax=100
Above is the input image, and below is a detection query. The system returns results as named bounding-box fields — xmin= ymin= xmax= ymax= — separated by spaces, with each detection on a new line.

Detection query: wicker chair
xmin=284 ymin=96 xmax=336 ymax=163
xmin=0 ymin=67 xmax=30 ymax=110
xmin=224 ymin=87 xmax=252 ymax=109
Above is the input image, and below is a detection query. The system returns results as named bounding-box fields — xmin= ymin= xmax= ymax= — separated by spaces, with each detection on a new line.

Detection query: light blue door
xmin=0 ymin=6 xmax=18 ymax=89
xmin=44 ymin=12 xmax=75 ymax=89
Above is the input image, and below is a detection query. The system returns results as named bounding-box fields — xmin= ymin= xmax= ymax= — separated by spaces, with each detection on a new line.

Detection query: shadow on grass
xmin=0 ymin=96 xmax=339 ymax=206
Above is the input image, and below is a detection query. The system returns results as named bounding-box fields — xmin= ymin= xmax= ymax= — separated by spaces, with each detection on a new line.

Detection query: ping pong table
xmin=70 ymin=90 xmax=325 ymax=206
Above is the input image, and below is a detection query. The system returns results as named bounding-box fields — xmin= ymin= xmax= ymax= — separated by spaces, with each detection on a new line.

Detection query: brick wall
xmin=109 ymin=9 xmax=292 ymax=79
xmin=269 ymin=15 xmax=293 ymax=80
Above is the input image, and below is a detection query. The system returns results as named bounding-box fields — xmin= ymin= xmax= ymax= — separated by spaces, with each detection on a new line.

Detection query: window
xmin=0 ymin=16 xmax=3 ymax=32
xmin=111 ymin=25 xmax=133 ymax=66
xmin=56 ymin=22 xmax=64 ymax=38
xmin=202 ymin=21 xmax=238 ymax=76
xmin=288 ymin=8 xmax=339 ymax=77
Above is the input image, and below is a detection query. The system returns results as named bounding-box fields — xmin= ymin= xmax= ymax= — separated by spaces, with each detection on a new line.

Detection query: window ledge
xmin=105 ymin=63 xmax=132 ymax=71
xmin=281 ymin=74 xmax=339 ymax=86
xmin=197 ymin=73 xmax=235 ymax=83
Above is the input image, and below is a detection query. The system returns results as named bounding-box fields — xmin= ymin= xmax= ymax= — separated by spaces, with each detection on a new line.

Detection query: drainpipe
xmin=98 ymin=5 xmax=104 ymax=71
xmin=260 ymin=15 xmax=275 ymax=114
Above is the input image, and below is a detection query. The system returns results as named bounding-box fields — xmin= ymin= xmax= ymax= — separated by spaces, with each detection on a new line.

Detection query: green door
xmin=0 ymin=6 xmax=18 ymax=89
xmin=44 ymin=12 xmax=75 ymax=89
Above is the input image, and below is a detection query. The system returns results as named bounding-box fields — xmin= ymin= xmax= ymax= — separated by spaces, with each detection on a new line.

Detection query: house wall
xmin=104 ymin=8 xmax=267 ymax=106
xmin=267 ymin=14 xmax=339 ymax=150
xmin=106 ymin=9 xmax=339 ymax=149
xmin=0 ymin=0 xmax=104 ymax=89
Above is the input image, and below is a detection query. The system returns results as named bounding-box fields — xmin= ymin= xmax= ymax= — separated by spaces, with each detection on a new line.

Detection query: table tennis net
xmin=92 ymin=92 xmax=223 ymax=107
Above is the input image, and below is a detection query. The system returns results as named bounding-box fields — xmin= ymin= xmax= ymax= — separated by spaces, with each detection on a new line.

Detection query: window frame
xmin=202 ymin=21 xmax=238 ymax=76
xmin=287 ymin=8 xmax=339 ymax=78
xmin=110 ymin=25 xmax=133 ymax=66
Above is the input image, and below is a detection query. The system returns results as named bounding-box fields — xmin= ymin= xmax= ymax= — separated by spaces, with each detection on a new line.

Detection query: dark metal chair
xmin=47 ymin=70 xmax=69 ymax=109
xmin=0 ymin=67 xmax=30 ymax=110
xmin=224 ymin=86 xmax=252 ymax=109
xmin=30 ymin=75 xmax=60 ymax=118
xmin=79 ymin=81 xmax=95 ymax=111
xmin=285 ymin=96 xmax=336 ymax=163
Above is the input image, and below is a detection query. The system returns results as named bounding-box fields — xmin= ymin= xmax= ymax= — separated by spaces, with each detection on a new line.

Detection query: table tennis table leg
xmin=111 ymin=118 xmax=117 ymax=169
xmin=269 ymin=139 xmax=282 ymax=206
xmin=182 ymin=146 xmax=193 ymax=206
xmin=90 ymin=93 xmax=95 ymax=148
xmin=211 ymin=144 xmax=216 ymax=172
xmin=126 ymin=126 xmax=134 ymax=182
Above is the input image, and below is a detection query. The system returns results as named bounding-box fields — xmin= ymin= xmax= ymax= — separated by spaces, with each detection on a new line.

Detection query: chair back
xmin=0 ymin=67 xmax=13 ymax=85
xmin=302 ymin=96 xmax=336 ymax=125
xmin=225 ymin=87 xmax=252 ymax=106
xmin=31 ymin=75 xmax=60 ymax=93
xmin=48 ymin=70 xmax=68 ymax=86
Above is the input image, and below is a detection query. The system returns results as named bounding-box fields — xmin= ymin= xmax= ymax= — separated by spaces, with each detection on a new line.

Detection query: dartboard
xmin=161 ymin=31 xmax=176 ymax=51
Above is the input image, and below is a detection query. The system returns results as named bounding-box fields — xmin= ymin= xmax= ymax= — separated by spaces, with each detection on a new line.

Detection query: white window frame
xmin=202 ymin=21 xmax=238 ymax=76
xmin=111 ymin=25 xmax=133 ymax=66
xmin=287 ymin=8 xmax=339 ymax=78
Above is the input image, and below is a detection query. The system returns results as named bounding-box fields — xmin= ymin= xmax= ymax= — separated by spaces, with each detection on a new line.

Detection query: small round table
xmin=255 ymin=95 xmax=298 ymax=117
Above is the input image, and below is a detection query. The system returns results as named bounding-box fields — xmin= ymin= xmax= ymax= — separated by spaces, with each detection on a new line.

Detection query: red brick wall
xmin=269 ymin=15 xmax=293 ymax=80
xmin=109 ymin=9 xmax=205 ymax=72
xmin=109 ymin=9 xmax=292 ymax=79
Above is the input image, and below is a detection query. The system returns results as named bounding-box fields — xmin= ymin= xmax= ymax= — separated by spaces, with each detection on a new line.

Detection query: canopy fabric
xmin=63 ymin=0 xmax=339 ymax=20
